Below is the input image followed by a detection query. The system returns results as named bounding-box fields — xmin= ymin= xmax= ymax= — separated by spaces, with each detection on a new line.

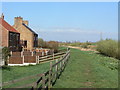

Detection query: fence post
xmin=60 ymin=59 xmax=62 ymax=71
xmin=36 ymin=56 xmax=37 ymax=64
xmin=21 ymin=51 xmax=23 ymax=57
xmin=65 ymin=52 xmax=68 ymax=65
xmin=53 ymin=50 xmax=54 ymax=61
xmin=63 ymin=52 xmax=67 ymax=69
xmin=37 ymin=56 xmax=39 ymax=64
xmin=32 ymin=51 xmax=33 ymax=56
xmin=10 ymin=51 xmax=12 ymax=56
xmin=48 ymin=61 xmax=52 ymax=89
xmin=42 ymin=51 xmax=44 ymax=56
xmin=67 ymin=51 xmax=70 ymax=62
xmin=23 ymin=56 xmax=24 ymax=64
xmin=60 ymin=56 xmax=63 ymax=72
xmin=68 ymin=51 xmax=70 ymax=59
xmin=56 ymin=59 xmax=58 ymax=79
xmin=62 ymin=57 xmax=64 ymax=68
xmin=42 ymin=73 xmax=45 ymax=89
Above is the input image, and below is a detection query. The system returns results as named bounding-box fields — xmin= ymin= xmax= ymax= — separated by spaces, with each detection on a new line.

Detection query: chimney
xmin=23 ymin=20 xmax=29 ymax=26
xmin=1 ymin=13 xmax=4 ymax=19
xmin=14 ymin=16 xmax=23 ymax=28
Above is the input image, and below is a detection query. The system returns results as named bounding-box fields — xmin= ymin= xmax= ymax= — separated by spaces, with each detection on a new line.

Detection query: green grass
xmin=2 ymin=62 xmax=50 ymax=88
xmin=2 ymin=63 xmax=49 ymax=82
xmin=53 ymin=48 xmax=118 ymax=88
xmin=2 ymin=47 xmax=118 ymax=88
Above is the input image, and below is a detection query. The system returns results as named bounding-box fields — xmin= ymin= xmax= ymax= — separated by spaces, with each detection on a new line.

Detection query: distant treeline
xmin=60 ymin=41 xmax=96 ymax=48
xmin=38 ymin=38 xmax=59 ymax=53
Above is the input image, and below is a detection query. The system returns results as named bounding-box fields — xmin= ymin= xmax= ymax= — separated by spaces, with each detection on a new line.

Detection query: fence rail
xmin=38 ymin=51 xmax=66 ymax=64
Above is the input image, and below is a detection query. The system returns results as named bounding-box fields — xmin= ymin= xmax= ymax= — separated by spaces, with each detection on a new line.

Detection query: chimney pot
xmin=1 ymin=13 xmax=4 ymax=19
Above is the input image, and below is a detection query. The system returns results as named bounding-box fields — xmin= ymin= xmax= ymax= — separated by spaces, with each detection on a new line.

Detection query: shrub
xmin=86 ymin=41 xmax=92 ymax=45
xmin=38 ymin=38 xmax=45 ymax=48
xmin=81 ymin=43 xmax=88 ymax=48
xmin=38 ymin=38 xmax=59 ymax=53
xmin=47 ymin=41 xmax=59 ymax=53
xmin=2 ymin=47 xmax=11 ymax=65
xmin=70 ymin=42 xmax=82 ymax=46
xmin=2 ymin=65 xmax=11 ymax=71
xmin=96 ymin=39 xmax=119 ymax=59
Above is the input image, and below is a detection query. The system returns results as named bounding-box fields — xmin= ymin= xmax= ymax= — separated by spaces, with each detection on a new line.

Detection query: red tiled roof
xmin=0 ymin=18 xmax=19 ymax=33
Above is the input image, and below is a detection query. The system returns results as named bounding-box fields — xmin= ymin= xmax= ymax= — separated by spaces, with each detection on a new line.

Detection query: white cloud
xmin=36 ymin=27 xmax=101 ymax=34
xmin=32 ymin=27 xmax=118 ymax=42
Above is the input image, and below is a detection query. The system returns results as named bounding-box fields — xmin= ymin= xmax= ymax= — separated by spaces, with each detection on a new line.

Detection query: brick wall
xmin=0 ymin=25 xmax=9 ymax=47
xmin=20 ymin=25 xmax=34 ymax=50
xmin=13 ymin=17 xmax=35 ymax=51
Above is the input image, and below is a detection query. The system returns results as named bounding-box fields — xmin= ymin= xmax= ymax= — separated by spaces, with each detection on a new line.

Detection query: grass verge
xmin=53 ymin=48 xmax=118 ymax=88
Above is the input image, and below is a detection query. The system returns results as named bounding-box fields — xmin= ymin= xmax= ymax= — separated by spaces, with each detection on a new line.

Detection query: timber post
xmin=48 ymin=61 xmax=52 ymax=89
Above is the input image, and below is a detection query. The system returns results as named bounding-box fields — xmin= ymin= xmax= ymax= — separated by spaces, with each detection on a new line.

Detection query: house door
xmin=24 ymin=40 xmax=27 ymax=48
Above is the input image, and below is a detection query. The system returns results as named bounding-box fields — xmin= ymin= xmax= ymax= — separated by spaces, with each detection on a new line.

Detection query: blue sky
xmin=2 ymin=2 xmax=118 ymax=42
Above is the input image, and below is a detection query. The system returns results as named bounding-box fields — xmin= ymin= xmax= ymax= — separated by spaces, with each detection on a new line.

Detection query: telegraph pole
xmin=100 ymin=32 xmax=103 ymax=40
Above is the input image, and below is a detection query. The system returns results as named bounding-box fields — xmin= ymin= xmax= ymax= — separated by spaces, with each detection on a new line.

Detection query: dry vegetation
xmin=59 ymin=39 xmax=119 ymax=60
xmin=38 ymin=38 xmax=59 ymax=53
xmin=96 ymin=39 xmax=119 ymax=60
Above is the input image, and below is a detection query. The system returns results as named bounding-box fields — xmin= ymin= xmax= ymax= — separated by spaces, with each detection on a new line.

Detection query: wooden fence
xmin=2 ymin=48 xmax=70 ymax=89
xmin=8 ymin=49 xmax=67 ymax=65
xmin=31 ymin=49 xmax=70 ymax=89
xmin=38 ymin=51 xmax=66 ymax=63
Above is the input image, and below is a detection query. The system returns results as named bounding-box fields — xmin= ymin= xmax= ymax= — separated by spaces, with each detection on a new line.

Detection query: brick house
xmin=0 ymin=14 xmax=21 ymax=51
xmin=13 ymin=16 xmax=38 ymax=51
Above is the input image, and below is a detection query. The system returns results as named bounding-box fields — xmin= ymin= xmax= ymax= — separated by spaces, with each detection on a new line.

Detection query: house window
xmin=9 ymin=33 xmax=13 ymax=41
xmin=16 ymin=34 xmax=19 ymax=41
xmin=9 ymin=32 xmax=13 ymax=46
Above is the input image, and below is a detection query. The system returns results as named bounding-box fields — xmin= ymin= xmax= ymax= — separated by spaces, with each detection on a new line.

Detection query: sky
xmin=2 ymin=2 xmax=118 ymax=42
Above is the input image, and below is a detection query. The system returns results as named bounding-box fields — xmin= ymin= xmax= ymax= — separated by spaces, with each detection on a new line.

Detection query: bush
xmin=2 ymin=65 xmax=11 ymax=71
xmin=96 ymin=39 xmax=119 ymax=59
xmin=2 ymin=47 xmax=11 ymax=65
xmin=81 ymin=44 xmax=88 ymax=48
xmin=47 ymin=41 xmax=59 ymax=53
xmin=38 ymin=38 xmax=59 ymax=53
xmin=86 ymin=41 xmax=92 ymax=45
xmin=38 ymin=38 xmax=44 ymax=48
xmin=70 ymin=42 xmax=82 ymax=46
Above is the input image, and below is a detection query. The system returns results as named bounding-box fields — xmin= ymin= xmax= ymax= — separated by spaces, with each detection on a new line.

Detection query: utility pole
xmin=100 ymin=32 xmax=103 ymax=40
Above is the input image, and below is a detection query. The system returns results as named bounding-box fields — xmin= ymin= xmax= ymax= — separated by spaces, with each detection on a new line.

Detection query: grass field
xmin=2 ymin=62 xmax=50 ymax=88
xmin=2 ymin=47 xmax=118 ymax=88
xmin=53 ymin=48 xmax=118 ymax=88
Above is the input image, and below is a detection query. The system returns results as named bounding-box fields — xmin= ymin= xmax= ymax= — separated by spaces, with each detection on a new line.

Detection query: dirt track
xmin=65 ymin=46 xmax=97 ymax=52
